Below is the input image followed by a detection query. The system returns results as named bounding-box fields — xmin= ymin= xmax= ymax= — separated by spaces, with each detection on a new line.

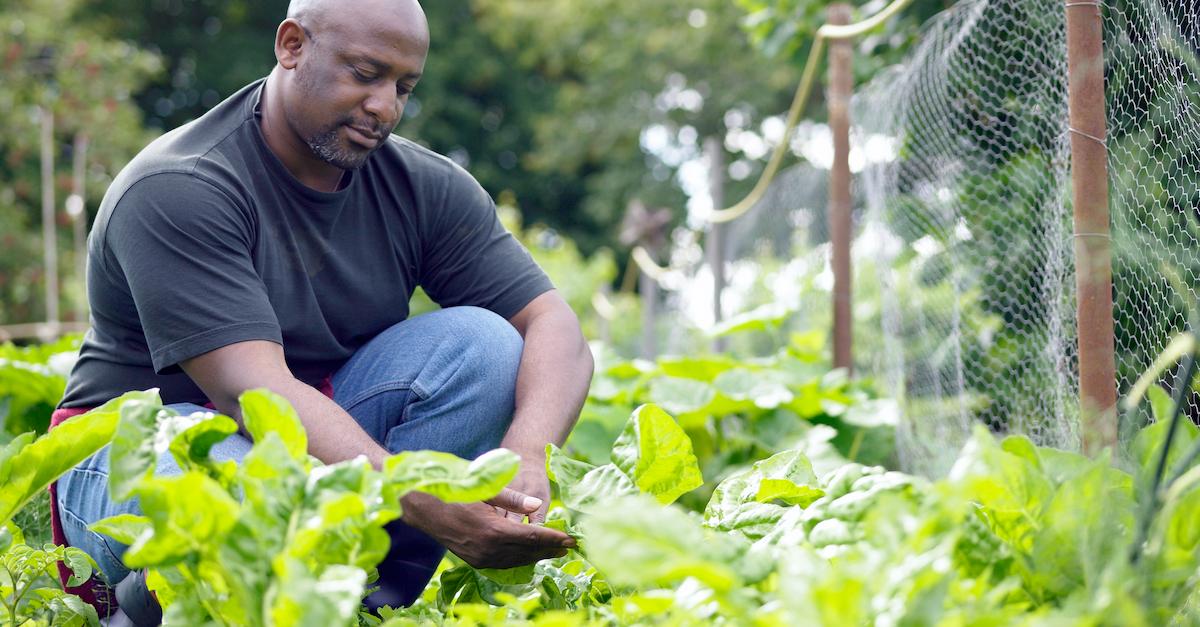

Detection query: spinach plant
xmin=88 ymin=389 xmax=522 ymax=626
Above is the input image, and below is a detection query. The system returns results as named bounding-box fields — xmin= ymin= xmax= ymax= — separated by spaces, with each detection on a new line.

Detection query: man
xmin=53 ymin=0 xmax=592 ymax=618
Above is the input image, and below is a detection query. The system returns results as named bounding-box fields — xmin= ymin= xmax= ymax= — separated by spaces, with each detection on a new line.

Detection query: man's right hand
xmin=400 ymin=490 xmax=576 ymax=570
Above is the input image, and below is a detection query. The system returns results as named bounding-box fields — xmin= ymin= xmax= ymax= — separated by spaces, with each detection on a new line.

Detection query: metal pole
xmin=1066 ymin=0 xmax=1117 ymax=456
xmin=705 ymin=136 xmax=727 ymax=353
xmin=828 ymin=4 xmax=854 ymax=373
xmin=40 ymin=106 xmax=59 ymax=331
xmin=70 ymin=132 xmax=89 ymax=323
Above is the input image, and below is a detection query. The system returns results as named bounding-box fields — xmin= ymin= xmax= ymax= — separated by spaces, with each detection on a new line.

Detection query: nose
xmin=363 ymin=83 xmax=401 ymax=130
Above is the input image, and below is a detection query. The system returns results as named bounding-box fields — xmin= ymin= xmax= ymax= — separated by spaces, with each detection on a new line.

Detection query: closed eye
xmin=351 ymin=66 xmax=378 ymax=82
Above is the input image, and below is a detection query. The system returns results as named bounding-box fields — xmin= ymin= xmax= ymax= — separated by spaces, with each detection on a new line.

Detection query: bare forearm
xmin=209 ymin=374 xmax=392 ymax=470
xmin=501 ymin=308 xmax=594 ymax=459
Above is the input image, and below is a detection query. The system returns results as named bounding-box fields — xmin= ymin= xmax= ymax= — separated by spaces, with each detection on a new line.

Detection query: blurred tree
xmin=0 ymin=0 xmax=160 ymax=324
xmin=473 ymin=0 xmax=798 ymax=244
xmin=80 ymin=0 xmax=282 ymax=131
xmin=736 ymin=0 xmax=950 ymax=82
xmin=80 ymin=0 xmax=598 ymax=250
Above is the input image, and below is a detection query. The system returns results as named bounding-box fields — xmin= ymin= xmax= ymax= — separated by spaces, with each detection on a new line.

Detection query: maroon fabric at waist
xmin=46 ymin=374 xmax=336 ymax=614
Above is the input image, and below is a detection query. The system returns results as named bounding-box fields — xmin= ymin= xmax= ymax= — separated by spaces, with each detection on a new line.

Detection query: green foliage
xmin=0 ymin=335 xmax=80 ymax=442
xmin=474 ymin=0 xmax=796 ymax=249
xmin=379 ymin=392 xmax=1200 ymax=625
xmin=1 ymin=524 xmax=99 ymax=627
xmin=0 ymin=0 xmax=160 ymax=323
xmin=0 ymin=384 xmax=133 ymax=627
xmin=575 ymin=333 xmax=886 ymax=513
xmin=87 ymin=389 xmax=520 ymax=626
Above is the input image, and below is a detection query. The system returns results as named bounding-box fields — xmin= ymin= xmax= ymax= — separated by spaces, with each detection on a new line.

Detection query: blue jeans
xmin=56 ymin=306 xmax=524 ymax=609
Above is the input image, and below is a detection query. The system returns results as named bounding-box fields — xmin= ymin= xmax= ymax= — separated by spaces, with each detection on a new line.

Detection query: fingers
xmin=529 ymin=500 xmax=549 ymax=524
xmin=494 ymin=516 xmax=576 ymax=549
xmin=485 ymin=487 xmax=542 ymax=514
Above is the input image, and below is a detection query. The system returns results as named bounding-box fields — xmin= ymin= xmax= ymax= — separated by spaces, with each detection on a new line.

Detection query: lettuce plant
xmin=87 ymin=389 xmax=521 ymax=626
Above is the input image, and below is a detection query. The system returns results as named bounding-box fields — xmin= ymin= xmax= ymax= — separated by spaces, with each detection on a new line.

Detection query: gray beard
xmin=306 ymin=126 xmax=370 ymax=171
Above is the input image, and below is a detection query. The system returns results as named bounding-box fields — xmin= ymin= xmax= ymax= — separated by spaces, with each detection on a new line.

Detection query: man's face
xmin=284 ymin=13 xmax=427 ymax=170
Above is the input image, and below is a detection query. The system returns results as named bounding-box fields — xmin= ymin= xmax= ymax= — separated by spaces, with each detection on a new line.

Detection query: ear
xmin=275 ymin=19 xmax=308 ymax=70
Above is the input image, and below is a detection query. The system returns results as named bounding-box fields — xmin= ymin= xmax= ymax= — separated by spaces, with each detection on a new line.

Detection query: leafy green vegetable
xmin=84 ymin=389 xmax=523 ymax=626
xmin=610 ymin=405 xmax=704 ymax=504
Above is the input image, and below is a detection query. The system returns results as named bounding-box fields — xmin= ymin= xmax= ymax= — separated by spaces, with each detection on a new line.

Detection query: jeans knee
xmin=445 ymin=306 xmax=523 ymax=380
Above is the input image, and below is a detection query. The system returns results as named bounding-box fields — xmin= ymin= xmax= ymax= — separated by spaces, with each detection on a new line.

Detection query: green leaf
xmin=705 ymin=450 xmax=824 ymax=538
xmin=838 ymin=399 xmax=900 ymax=428
xmin=48 ymin=592 xmax=101 ymax=626
xmin=546 ymin=443 xmax=596 ymax=487
xmin=89 ymin=513 xmax=152 ymax=545
xmin=581 ymin=494 xmax=762 ymax=592
xmin=647 ymin=377 xmax=715 ymax=416
xmin=1164 ymin=482 xmax=1200 ymax=562
xmin=948 ymin=426 xmax=1053 ymax=554
xmin=751 ymin=451 xmax=823 ymax=506
xmin=553 ymin=463 xmax=637 ymax=513
xmin=168 ymin=413 xmax=239 ymax=483
xmin=609 ymin=404 xmax=703 ymax=505
xmin=269 ymin=560 xmax=366 ymax=627
xmin=0 ymin=432 xmax=35 ymax=493
xmin=1123 ymin=332 xmax=1195 ymax=412
xmin=707 ymin=303 xmax=791 ymax=338
xmin=1031 ymin=446 xmax=1094 ymax=486
xmin=713 ymin=368 xmax=794 ymax=409
xmin=108 ymin=397 xmax=170 ymax=502
xmin=477 ymin=563 xmax=536 ymax=585
xmin=60 ymin=546 xmax=94 ymax=588
xmin=1147 ymin=384 xmax=1176 ymax=425
xmin=385 ymin=448 xmax=519 ymax=503
xmin=1132 ymin=417 xmax=1200 ymax=481
xmin=121 ymin=472 xmax=240 ymax=568
xmin=239 ymin=388 xmax=308 ymax=462
xmin=1028 ymin=463 xmax=1134 ymax=601
xmin=0 ymin=389 xmax=158 ymax=526
xmin=657 ymin=355 xmax=741 ymax=382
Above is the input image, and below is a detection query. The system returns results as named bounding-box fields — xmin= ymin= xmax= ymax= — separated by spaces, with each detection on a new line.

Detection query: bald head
xmin=264 ymin=0 xmax=430 ymax=175
xmin=285 ymin=0 xmax=429 ymax=49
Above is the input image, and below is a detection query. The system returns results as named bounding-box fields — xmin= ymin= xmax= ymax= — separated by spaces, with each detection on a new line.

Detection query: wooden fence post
xmin=828 ymin=4 xmax=854 ymax=373
xmin=1066 ymin=0 xmax=1117 ymax=456
xmin=40 ymin=106 xmax=59 ymax=334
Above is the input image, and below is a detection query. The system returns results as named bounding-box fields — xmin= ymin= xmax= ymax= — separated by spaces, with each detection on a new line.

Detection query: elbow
xmin=580 ymin=335 xmax=595 ymax=385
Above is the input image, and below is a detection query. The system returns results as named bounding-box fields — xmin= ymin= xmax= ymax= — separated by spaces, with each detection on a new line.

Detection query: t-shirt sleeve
xmin=103 ymin=172 xmax=281 ymax=374
xmin=418 ymin=167 xmax=554 ymax=319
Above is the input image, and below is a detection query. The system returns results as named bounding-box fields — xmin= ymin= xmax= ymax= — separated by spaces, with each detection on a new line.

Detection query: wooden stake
xmin=705 ymin=136 xmax=728 ymax=353
xmin=71 ymin=133 xmax=89 ymax=323
xmin=828 ymin=4 xmax=854 ymax=373
xmin=1066 ymin=0 xmax=1117 ymax=456
xmin=40 ymin=106 xmax=59 ymax=332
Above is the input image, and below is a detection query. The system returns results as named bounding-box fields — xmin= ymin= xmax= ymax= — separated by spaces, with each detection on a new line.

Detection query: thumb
xmin=485 ymin=487 xmax=542 ymax=514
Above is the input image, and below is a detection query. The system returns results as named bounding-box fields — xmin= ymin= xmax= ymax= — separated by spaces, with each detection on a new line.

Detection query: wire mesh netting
xmin=852 ymin=0 xmax=1200 ymax=475
xmin=621 ymin=0 xmax=1199 ymax=477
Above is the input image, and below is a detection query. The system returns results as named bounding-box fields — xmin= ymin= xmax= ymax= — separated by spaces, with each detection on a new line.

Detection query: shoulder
xmin=103 ymin=80 xmax=263 ymax=211
xmin=372 ymin=136 xmax=486 ymax=202
xmin=100 ymin=172 xmax=252 ymax=252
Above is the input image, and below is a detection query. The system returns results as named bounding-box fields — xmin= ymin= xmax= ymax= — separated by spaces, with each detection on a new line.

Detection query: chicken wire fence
xmin=616 ymin=0 xmax=1195 ymax=476
xmin=850 ymin=0 xmax=1200 ymax=476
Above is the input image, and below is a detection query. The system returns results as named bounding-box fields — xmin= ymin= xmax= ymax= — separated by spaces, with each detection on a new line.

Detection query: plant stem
xmin=848 ymin=428 xmax=866 ymax=462
xmin=1131 ymin=341 xmax=1197 ymax=565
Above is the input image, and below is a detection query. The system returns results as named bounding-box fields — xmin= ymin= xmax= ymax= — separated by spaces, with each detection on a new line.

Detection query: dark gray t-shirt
xmin=60 ymin=79 xmax=552 ymax=408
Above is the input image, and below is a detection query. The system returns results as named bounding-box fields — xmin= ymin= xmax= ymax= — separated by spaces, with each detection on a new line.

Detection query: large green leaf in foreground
xmin=85 ymin=388 xmax=521 ymax=627
xmin=0 ymin=389 xmax=158 ymax=525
